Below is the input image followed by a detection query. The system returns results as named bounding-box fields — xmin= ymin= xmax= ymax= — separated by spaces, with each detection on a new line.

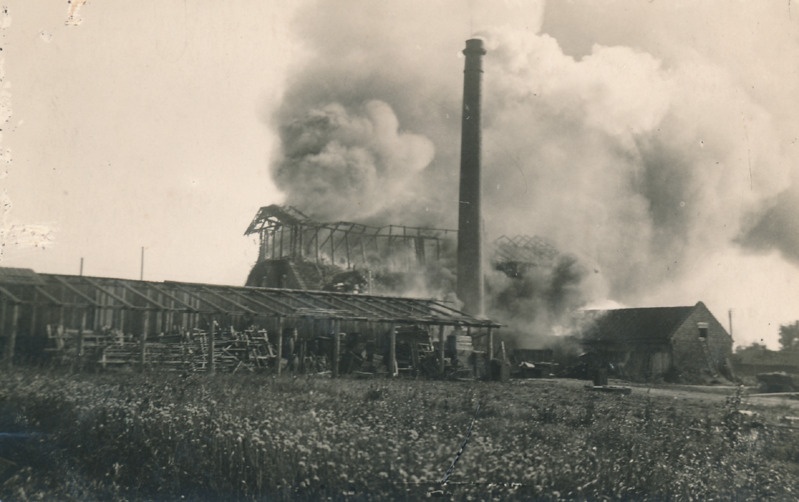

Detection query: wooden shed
xmin=0 ymin=267 xmax=499 ymax=376
xmin=577 ymin=302 xmax=734 ymax=383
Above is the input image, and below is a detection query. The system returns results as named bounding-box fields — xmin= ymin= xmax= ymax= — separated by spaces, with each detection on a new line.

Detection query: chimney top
xmin=463 ymin=38 xmax=486 ymax=56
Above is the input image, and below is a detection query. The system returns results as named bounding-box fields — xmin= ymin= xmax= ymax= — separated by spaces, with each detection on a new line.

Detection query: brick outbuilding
xmin=578 ymin=302 xmax=734 ymax=383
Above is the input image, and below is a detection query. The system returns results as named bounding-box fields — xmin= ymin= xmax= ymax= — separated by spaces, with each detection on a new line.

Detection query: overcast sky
xmin=1 ymin=1 xmax=797 ymax=348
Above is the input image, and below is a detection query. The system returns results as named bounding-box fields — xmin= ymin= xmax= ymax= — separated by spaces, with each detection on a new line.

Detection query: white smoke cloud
xmin=269 ymin=0 xmax=799 ymax=347
xmin=274 ymin=100 xmax=434 ymax=220
xmin=479 ymin=27 xmax=792 ymax=301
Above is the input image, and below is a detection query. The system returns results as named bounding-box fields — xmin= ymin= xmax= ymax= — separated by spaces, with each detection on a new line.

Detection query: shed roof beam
xmin=50 ymin=276 xmax=99 ymax=306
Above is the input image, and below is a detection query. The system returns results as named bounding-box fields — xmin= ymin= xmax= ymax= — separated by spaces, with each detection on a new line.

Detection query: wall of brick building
xmin=670 ymin=303 xmax=733 ymax=382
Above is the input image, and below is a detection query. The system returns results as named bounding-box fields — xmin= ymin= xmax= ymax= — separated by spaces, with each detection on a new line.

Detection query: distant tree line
xmin=779 ymin=321 xmax=799 ymax=352
xmin=735 ymin=320 xmax=799 ymax=354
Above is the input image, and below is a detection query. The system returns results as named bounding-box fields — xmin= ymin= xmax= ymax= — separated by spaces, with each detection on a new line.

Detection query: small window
xmin=698 ymin=322 xmax=709 ymax=340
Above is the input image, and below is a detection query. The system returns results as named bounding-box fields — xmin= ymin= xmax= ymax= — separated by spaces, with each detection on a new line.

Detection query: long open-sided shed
xmin=0 ymin=268 xmax=499 ymax=375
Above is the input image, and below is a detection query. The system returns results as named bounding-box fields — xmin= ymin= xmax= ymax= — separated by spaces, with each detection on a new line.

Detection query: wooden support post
xmin=76 ymin=309 xmax=87 ymax=370
xmin=276 ymin=317 xmax=283 ymax=376
xmin=2 ymin=303 xmax=19 ymax=369
xmin=484 ymin=327 xmax=494 ymax=381
xmin=192 ymin=295 xmax=200 ymax=333
xmin=30 ymin=291 xmax=38 ymax=339
xmin=438 ymin=325 xmax=446 ymax=376
xmin=94 ymin=291 xmax=102 ymax=332
xmin=299 ymin=339 xmax=307 ymax=373
xmin=298 ymin=227 xmax=304 ymax=260
xmin=345 ymin=234 xmax=351 ymax=269
xmin=139 ymin=311 xmax=148 ymax=372
xmin=330 ymin=229 xmax=336 ymax=264
xmin=119 ymin=308 xmax=126 ymax=337
xmin=389 ymin=324 xmax=397 ymax=377
xmin=167 ymin=300 xmax=175 ymax=335
xmin=315 ymin=228 xmax=320 ymax=263
xmin=332 ymin=327 xmax=341 ymax=379
xmin=0 ymin=302 xmax=5 ymax=367
xmin=360 ymin=238 xmax=367 ymax=266
xmin=207 ymin=316 xmax=216 ymax=374
xmin=120 ymin=286 xmax=128 ymax=333
xmin=159 ymin=310 xmax=167 ymax=337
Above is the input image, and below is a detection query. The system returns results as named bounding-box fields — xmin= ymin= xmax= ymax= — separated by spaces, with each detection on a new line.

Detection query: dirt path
xmin=620 ymin=381 xmax=799 ymax=412
xmin=518 ymin=378 xmax=799 ymax=413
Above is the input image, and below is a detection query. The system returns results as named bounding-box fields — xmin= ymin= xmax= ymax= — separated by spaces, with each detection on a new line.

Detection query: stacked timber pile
xmin=45 ymin=325 xmax=279 ymax=373
xmin=212 ymin=330 xmax=277 ymax=373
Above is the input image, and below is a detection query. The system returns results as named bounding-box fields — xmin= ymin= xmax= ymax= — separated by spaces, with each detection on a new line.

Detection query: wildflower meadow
xmin=1 ymin=369 xmax=798 ymax=501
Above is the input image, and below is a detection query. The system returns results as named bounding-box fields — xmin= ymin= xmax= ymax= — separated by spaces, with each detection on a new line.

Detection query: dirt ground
xmin=617 ymin=380 xmax=799 ymax=412
xmin=517 ymin=377 xmax=799 ymax=412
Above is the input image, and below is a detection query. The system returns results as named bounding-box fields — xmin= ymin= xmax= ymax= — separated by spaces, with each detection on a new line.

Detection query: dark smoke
xmin=273 ymin=100 xmax=434 ymax=221
xmin=488 ymin=254 xmax=592 ymax=348
xmin=738 ymin=189 xmax=799 ymax=265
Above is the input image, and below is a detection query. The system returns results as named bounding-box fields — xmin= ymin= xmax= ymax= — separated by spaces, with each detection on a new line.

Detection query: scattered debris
xmin=756 ymin=372 xmax=797 ymax=393
xmin=780 ymin=416 xmax=799 ymax=429
xmin=585 ymin=385 xmax=632 ymax=395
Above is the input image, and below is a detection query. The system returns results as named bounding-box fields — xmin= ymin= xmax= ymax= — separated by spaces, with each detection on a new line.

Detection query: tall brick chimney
xmin=456 ymin=38 xmax=486 ymax=316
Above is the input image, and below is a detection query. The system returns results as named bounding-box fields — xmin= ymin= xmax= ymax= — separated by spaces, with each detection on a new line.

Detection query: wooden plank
xmin=209 ymin=317 xmax=216 ymax=374
xmin=276 ymin=317 xmax=283 ymax=376
xmin=2 ymin=303 xmax=19 ymax=368
xmin=139 ymin=312 xmax=149 ymax=373
xmin=198 ymin=286 xmax=256 ymax=315
xmin=49 ymin=276 xmax=98 ymax=306
xmin=147 ymin=283 xmax=197 ymax=312
xmin=439 ymin=325 xmax=446 ymax=375
xmin=0 ymin=285 xmax=22 ymax=305
xmin=389 ymin=324 xmax=397 ymax=378
xmin=82 ymin=277 xmax=137 ymax=309
xmin=332 ymin=326 xmax=340 ymax=378
xmin=120 ymin=283 xmax=168 ymax=310
xmin=76 ymin=310 xmax=87 ymax=369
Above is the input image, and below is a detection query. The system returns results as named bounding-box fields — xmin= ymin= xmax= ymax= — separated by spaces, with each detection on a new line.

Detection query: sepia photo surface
xmin=0 ymin=1 xmax=797 ymax=500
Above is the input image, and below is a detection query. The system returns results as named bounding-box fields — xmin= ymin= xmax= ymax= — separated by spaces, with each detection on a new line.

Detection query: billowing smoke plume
xmin=268 ymin=0 xmax=799 ymax=347
xmin=479 ymin=30 xmax=789 ymax=300
xmin=487 ymin=254 xmax=593 ymax=346
xmin=274 ymin=100 xmax=434 ymax=221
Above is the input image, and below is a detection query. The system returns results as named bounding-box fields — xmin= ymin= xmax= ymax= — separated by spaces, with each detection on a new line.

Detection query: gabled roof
xmin=578 ymin=304 xmax=698 ymax=344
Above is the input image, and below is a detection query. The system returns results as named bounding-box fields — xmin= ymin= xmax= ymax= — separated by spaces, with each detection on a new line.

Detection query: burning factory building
xmin=0 ymin=41 xmax=508 ymax=377
xmin=0 ymin=34 xmax=743 ymax=384
xmin=242 ymin=38 xmax=594 ymax=379
xmin=252 ymin=33 xmax=740 ymax=385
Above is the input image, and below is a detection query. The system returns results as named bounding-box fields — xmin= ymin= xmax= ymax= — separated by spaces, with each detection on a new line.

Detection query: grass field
xmin=1 ymin=369 xmax=798 ymax=501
